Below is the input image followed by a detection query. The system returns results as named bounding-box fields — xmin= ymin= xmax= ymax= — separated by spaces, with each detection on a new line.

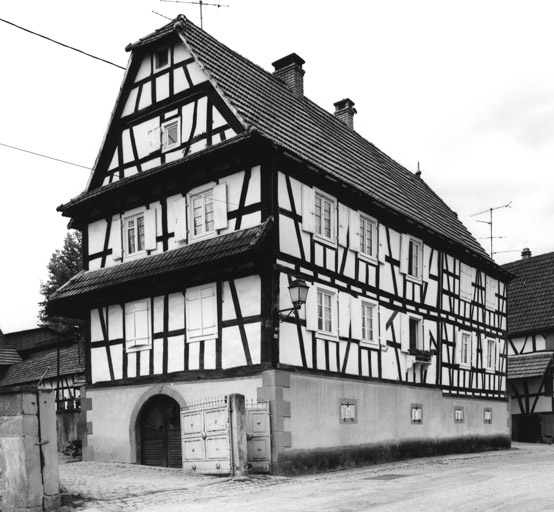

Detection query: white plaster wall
xmin=86 ymin=376 xmax=262 ymax=463
xmin=288 ymin=373 xmax=509 ymax=451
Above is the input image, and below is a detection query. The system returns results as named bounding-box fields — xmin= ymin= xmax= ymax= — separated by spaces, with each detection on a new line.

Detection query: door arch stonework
xmin=129 ymin=385 xmax=185 ymax=465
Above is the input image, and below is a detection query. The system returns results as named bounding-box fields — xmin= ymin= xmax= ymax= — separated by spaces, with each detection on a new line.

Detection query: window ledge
xmin=358 ymin=253 xmax=378 ymax=266
xmin=313 ymin=234 xmax=337 ymax=249
xmin=315 ymin=332 xmax=339 ymax=342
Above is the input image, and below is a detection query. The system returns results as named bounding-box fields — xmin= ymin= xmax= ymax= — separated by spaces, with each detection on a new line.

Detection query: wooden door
xmin=140 ymin=395 xmax=182 ymax=468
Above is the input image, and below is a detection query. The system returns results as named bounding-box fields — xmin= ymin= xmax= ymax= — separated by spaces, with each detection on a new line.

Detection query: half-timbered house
xmin=49 ymin=16 xmax=511 ymax=473
xmin=503 ymin=249 xmax=554 ymax=442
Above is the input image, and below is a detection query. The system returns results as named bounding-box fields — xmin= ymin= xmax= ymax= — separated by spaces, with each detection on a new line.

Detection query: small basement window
xmin=411 ymin=404 xmax=423 ymax=424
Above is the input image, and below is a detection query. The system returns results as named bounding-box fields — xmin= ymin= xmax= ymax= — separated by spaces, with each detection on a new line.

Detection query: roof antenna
xmin=160 ymin=0 xmax=229 ymax=29
xmin=415 ymin=162 xmax=422 ymax=177
xmin=471 ymin=201 xmax=512 ymax=258
xmin=152 ymin=10 xmax=173 ymax=21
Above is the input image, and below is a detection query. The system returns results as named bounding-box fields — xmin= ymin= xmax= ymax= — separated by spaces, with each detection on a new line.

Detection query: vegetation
xmin=39 ymin=230 xmax=83 ymax=334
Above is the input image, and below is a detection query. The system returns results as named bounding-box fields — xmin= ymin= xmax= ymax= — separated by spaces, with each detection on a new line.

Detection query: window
xmin=154 ymin=47 xmax=169 ymax=70
xmin=315 ymin=193 xmax=335 ymax=240
xmin=361 ymin=302 xmax=376 ymax=343
xmin=401 ymin=234 xmax=423 ymax=281
xmin=454 ymin=407 xmax=464 ymax=423
xmin=125 ymin=301 xmax=151 ymax=351
xmin=486 ymin=338 xmax=496 ymax=370
xmin=191 ymin=189 xmax=214 ymax=238
xmin=162 ymin=118 xmax=180 ymax=152
xmin=126 ymin=214 xmax=145 ymax=255
xmin=408 ymin=239 xmax=422 ymax=278
xmin=460 ymin=332 xmax=471 ymax=366
xmin=359 ymin=215 xmax=377 ymax=258
xmin=484 ymin=408 xmax=492 ymax=424
xmin=409 ymin=317 xmax=423 ymax=351
xmin=411 ymin=404 xmax=423 ymax=424
xmin=317 ymin=290 xmax=333 ymax=333
xmin=186 ymin=283 xmax=218 ymax=341
xmin=460 ymin=263 xmax=475 ymax=301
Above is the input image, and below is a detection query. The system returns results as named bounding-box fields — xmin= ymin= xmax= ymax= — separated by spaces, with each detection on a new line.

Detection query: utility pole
xmin=160 ymin=0 xmax=229 ymax=29
xmin=471 ymin=202 xmax=512 ymax=258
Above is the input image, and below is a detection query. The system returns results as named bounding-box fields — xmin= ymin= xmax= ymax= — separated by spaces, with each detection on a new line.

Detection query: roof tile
xmin=508 ymin=351 xmax=554 ymax=379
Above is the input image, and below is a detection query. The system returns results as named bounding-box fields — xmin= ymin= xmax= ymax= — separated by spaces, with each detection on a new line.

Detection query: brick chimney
xmin=334 ymin=98 xmax=357 ymax=129
xmin=521 ymin=247 xmax=532 ymax=259
xmin=272 ymin=53 xmax=305 ymax=98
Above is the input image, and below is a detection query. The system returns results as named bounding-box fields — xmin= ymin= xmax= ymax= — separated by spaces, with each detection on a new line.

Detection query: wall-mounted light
xmin=279 ymin=278 xmax=309 ymax=322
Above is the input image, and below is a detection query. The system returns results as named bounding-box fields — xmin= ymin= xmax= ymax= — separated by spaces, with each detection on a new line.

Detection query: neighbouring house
xmin=0 ymin=327 xmax=85 ymax=448
xmin=47 ymin=15 xmax=512 ymax=474
xmin=503 ymin=249 xmax=554 ymax=442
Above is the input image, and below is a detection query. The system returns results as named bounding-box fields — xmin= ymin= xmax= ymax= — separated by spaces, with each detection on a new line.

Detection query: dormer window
xmin=154 ymin=47 xmax=169 ymax=70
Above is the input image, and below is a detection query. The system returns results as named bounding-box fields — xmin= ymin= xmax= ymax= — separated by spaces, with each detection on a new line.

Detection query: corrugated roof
xmin=66 ymin=15 xmax=492 ymax=264
xmin=0 ymin=344 xmax=84 ymax=386
xmin=508 ymin=351 xmax=554 ymax=380
xmin=502 ymin=252 xmax=554 ymax=336
xmin=49 ymin=221 xmax=269 ymax=303
xmin=0 ymin=330 xmax=22 ymax=366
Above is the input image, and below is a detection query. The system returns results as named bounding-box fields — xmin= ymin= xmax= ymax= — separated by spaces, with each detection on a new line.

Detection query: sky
xmin=1 ymin=0 xmax=553 ymax=332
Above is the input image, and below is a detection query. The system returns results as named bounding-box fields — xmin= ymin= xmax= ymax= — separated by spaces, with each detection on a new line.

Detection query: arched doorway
xmin=139 ymin=395 xmax=182 ymax=468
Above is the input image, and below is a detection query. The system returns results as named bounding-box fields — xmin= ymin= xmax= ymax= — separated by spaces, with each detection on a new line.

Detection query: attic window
xmin=154 ymin=48 xmax=169 ymax=70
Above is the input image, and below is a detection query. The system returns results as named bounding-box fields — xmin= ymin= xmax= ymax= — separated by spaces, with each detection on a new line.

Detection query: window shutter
xmin=186 ymin=290 xmax=202 ymax=339
xmin=399 ymin=234 xmax=410 ymax=274
xmin=173 ymin=196 xmax=188 ymax=244
xmin=495 ymin=339 xmax=501 ymax=371
xmin=133 ymin=302 xmax=150 ymax=346
xmin=400 ymin=314 xmax=410 ymax=352
xmin=125 ymin=306 xmax=136 ymax=348
xmin=471 ymin=332 xmax=478 ymax=366
xmin=213 ymin=183 xmax=227 ymax=230
xmin=422 ymin=247 xmax=429 ymax=281
xmin=338 ymin=204 xmax=349 ymax=247
xmin=200 ymin=286 xmax=217 ymax=336
xmin=148 ymin=126 xmax=161 ymax=152
xmin=339 ymin=293 xmax=352 ymax=338
xmin=348 ymin=210 xmax=360 ymax=251
xmin=111 ymin=216 xmax=123 ymax=261
xmin=301 ymin=185 xmax=316 ymax=233
xmin=422 ymin=320 xmax=429 ymax=351
xmin=332 ymin=293 xmax=339 ymax=336
xmin=454 ymin=330 xmax=462 ymax=364
xmin=379 ymin=307 xmax=387 ymax=347
xmin=351 ymin=297 xmax=363 ymax=340
xmin=378 ymin=226 xmax=386 ymax=263
xmin=144 ymin=208 xmax=157 ymax=251
xmin=305 ymin=286 xmax=318 ymax=331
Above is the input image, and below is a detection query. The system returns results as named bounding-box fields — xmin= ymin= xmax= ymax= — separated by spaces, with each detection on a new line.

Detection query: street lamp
xmin=279 ymin=278 xmax=309 ymax=322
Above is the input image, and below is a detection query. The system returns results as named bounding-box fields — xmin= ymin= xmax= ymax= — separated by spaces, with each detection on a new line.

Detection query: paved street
xmin=61 ymin=443 xmax=554 ymax=511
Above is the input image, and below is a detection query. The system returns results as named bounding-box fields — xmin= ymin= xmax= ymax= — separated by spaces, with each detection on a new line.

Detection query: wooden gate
xmin=140 ymin=395 xmax=182 ymax=468
xmin=181 ymin=397 xmax=272 ymax=474
xmin=182 ymin=397 xmax=231 ymax=474
xmin=246 ymin=400 xmax=271 ymax=473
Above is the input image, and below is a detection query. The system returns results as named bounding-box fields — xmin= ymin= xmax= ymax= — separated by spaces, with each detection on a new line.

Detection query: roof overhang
xmin=47 ymin=220 xmax=272 ymax=318
xmin=508 ymin=351 xmax=554 ymax=380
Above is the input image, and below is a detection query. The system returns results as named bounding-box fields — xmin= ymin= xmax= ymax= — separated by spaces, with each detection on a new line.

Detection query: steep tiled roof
xmin=49 ymin=221 xmax=269 ymax=303
xmin=5 ymin=327 xmax=75 ymax=353
xmin=0 ymin=344 xmax=84 ymax=386
xmin=0 ymin=330 xmax=22 ymax=366
xmin=126 ymin=16 xmax=490 ymax=261
xmin=502 ymin=252 xmax=554 ymax=335
xmin=508 ymin=351 xmax=554 ymax=380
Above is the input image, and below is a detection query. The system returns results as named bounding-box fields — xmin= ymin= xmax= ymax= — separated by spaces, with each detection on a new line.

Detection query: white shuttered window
xmin=125 ymin=301 xmax=151 ymax=351
xmin=186 ymin=283 xmax=218 ymax=341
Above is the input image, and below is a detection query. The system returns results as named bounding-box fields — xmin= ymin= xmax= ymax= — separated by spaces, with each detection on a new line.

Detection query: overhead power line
xmin=0 ymin=141 xmax=92 ymax=170
xmin=0 ymin=17 xmax=125 ymax=70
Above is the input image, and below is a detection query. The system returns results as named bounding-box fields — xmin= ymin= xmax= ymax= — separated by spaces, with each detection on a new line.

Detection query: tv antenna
xmin=160 ymin=0 xmax=229 ymax=29
xmin=471 ymin=201 xmax=512 ymax=258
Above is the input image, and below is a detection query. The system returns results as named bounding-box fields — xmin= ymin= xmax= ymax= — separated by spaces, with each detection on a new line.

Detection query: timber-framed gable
xmin=49 ymin=15 xmax=512 ymax=472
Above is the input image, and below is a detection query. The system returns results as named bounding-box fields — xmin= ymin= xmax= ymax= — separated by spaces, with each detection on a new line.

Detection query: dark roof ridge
xmin=503 ymin=250 xmax=554 ymax=269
